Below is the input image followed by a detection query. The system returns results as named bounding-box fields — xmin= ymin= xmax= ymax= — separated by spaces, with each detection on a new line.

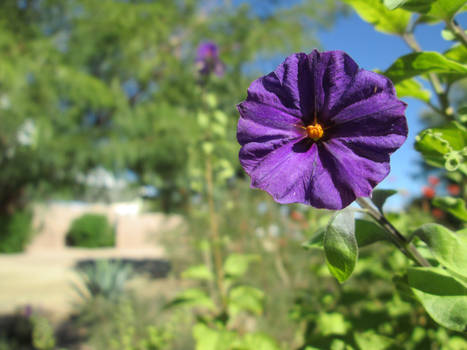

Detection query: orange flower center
xmin=306 ymin=124 xmax=324 ymax=141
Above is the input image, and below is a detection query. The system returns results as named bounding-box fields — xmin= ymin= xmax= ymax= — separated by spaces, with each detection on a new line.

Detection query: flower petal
xmin=245 ymin=53 xmax=319 ymax=120
xmin=245 ymin=139 xmax=317 ymax=203
xmin=328 ymin=92 xmax=407 ymax=139
xmin=237 ymin=101 xmax=305 ymax=146
xmin=323 ymin=69 xmax=398 ymax=122
xmin=308 ymin=140 xmax=390 ymax=209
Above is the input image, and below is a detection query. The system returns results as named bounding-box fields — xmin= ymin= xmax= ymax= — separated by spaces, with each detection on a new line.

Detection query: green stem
xmin=447 ymin=20 xmax=467 ymax=48
xmin=355 ymin=197 xmax=431 ymax=267
xmin=402 ymin=33 xmax=454 ymax=121
xmin=205 ymin=154 xmax=228 ymax=311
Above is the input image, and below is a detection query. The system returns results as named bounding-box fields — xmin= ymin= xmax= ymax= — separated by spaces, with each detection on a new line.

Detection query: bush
xmin=0 ymin=210 xmax=33 ymax=253
xmin=66 ymin=214 xmax=115 ymax=248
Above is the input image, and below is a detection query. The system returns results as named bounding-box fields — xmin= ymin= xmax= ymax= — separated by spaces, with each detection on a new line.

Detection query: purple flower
xmin=196 ymin=41 xmax=225 ymax=76
xmin=237 ymin=50 xmax=407 ymax=210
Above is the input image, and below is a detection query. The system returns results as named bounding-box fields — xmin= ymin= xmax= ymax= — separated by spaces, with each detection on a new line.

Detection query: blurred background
xmin=0 ymin=0 xmax=466 ymax=349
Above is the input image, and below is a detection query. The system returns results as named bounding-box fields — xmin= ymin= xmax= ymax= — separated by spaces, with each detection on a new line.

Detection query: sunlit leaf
xmin=408 ymin=267 xmax=467 ymax=332
xmin=414 ymin=122 xmax=467 ymax=172
xmin=342 ymin=0 xmax=411 ymax=35
xmin=164 ymin=288 xmax=215 ymax=310
xmin=223 ymin=253 xmax=260 ymax=279
xmin=316 ymin=312 xmax=349 ymax=336
xmin=192 ymin=324 xmax=236 ymax=350
xmin=354 ymin=330 xmax=393 ymax=350
xmin=239 ymin=333 xmax=282 ymax=350
xmin=414 ymin=223 xmax=467 ymax=277
xmin=385 ymin=52 xmax=467 ymax=84
xmin=324 ymin=210 xmax=358 ymax=283
xmin=394 ymin=78 xmax=431 ymax=102
xmin=386 ymin=0 xmax=467 ymax=21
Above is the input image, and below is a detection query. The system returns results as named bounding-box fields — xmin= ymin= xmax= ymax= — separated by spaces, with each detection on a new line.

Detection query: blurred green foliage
xmin=0 ymin=209 xmax=33 ymax=253
xmin=66 ymin=213 xmax=115 ymax=248
xmin=0 ymin=0 xmax=344 ymax=213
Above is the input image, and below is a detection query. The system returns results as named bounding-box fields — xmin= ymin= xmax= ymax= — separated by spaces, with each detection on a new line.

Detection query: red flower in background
xmin=422 ymin=186 xmax=435 ymax=199
xmin=447 ymin=184 xmax=460 ymax=196
xmin=431 ymin=208 xmax=444 ymax=219
xmin=428 ymin=176 xmax=440 ymax=186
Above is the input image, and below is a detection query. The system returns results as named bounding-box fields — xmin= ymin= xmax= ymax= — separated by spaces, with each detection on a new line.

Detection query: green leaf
xmin=324 ymin=210 xmax=358 ymax=283
xmin=305 ymin=219 xmax=387 ymax=248
xmin=303 ymin=227 xmax=326 ymax=249
xmin=164 ymin=288 xmax=215 ymax=310
xmin=433 ymin=197 xmax=467 ymax=221
xmin=228 ymin=285 xmax=264 ymax=316
xmin=239 ymin=333 xmax=281 ymax=350
xmin=414 ymin=224 xmax=467 ymax=278
xmin=445 ymin=44 xmax=467 ymax=64
xmin=342 ymin=0 xmax=411 ymax=35
xmin=441 ymin=28 xmax=467 ymax=41
xmin=316 ymin=312 xmax=349 ymax=336
xmin=372 ymin=189 xmax=398 ymax=212
xmin=182 ymin=264 xmax=214 ymax=281
xmin=383 ymin=0 xmax=408 ymax=10
xmin=354 ymin=330 xmax=393 ymax=350
xmin=385 ymin=52 xmax=467 ymax=84
xmin=192 ymin=324 xmax=237 ymax=350
xmin=394 ymin=78 xmax=431 ymax=102
xmin=391 ymin=0 xmax=467 ymax=21
xmin=408 ymin=267 xmax=467 ymax=332
xmin=414 ymin=122 xmax=467 ymax=171
xmin=223 ymin=254 xmax=259 ymax=279
xmin=354 ymin=219 xmax=388 ymax=246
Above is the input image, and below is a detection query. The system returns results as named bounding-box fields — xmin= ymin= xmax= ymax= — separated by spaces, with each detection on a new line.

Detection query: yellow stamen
xmin=306 ymin=124 xmax=324 ymax=141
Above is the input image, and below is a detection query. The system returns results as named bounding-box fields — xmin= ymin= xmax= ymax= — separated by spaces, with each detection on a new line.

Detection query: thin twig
xmin=205 ymin=154 xmax=228 ymax=311
xmin=356 ymin=197 xmax=431 ymax=267
xmin=402 ymin=33 xmax=454 ymax=121
xmin=447 ymin=20 xmax=467 ymax=48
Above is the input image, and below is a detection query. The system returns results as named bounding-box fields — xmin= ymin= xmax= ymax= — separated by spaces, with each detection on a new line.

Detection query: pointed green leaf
xmin=392 ymin=0 xmax=467 ymax=21
xmin=414 ymin=223 xmax=467 ymax=278
xmin=372 ymin=189 xmax=398 ymax=212
xmin=324 ymin=210 xmax=358 ymax=283
xmin=181 ymin=264 xmax=214 ymax=281
xmin=223 ymin=254 xmax=259 ymax=279
xmin=394 ymin=78 xmax=431 ymax=102
xmin=408 ymin=267 xmax=467 ymax=332
xmin=433 ymin=197 xmax=467 ymax=221
xmin=342 ymin=0 xmax=411 ymax=35
xmin=385 ymin=52 xmax=467 ymax=84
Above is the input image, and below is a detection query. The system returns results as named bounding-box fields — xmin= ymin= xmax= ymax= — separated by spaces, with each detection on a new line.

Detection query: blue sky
xmin=317 ymin=12 xmax=466 ymax=208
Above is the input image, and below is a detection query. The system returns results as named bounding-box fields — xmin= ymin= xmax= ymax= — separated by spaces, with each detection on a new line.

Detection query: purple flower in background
xmin=196 ymin=41 xmax=225 ymax=76
xmin=237 ymin=50 xmax=407 ymax=210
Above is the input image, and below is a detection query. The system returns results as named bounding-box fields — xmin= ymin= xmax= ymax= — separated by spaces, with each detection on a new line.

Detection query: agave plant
xmin=73 ymin=259 xmax=134 ymax=302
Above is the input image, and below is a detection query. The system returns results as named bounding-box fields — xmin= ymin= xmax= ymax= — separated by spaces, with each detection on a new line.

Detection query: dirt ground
xmin=0 ymin=203 xmax=183 ymax=320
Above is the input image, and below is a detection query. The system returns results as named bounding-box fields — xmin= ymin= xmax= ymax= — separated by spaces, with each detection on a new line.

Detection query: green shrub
xmin=66 ymin=214 xmax=115 ymax=248
xmin=0 ymin=210 xmax=33 ymax=253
